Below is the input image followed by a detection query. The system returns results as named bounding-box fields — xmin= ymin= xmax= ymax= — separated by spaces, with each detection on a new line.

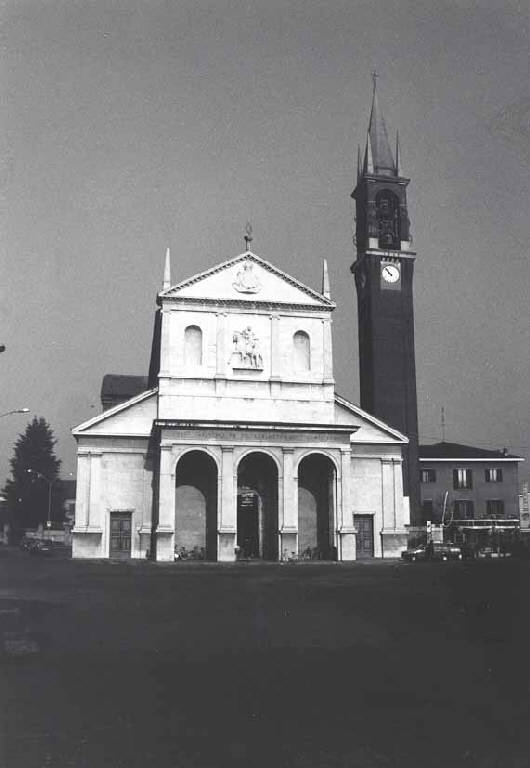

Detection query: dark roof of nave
xmin=101 ymin=374 xmax=148 ymax=401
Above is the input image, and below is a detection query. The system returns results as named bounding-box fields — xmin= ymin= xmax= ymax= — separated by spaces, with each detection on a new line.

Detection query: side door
xmin=354 ymin=515 xmax=374 ymax=559
xmin=110 ymin=512 xmax=132 ymax=559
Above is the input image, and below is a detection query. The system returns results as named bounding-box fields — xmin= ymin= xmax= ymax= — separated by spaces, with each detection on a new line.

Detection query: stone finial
xmin=322 ymin=259 xmax=331 ymax=299
xmin=163 ymin=247 xmax=171 ymax=291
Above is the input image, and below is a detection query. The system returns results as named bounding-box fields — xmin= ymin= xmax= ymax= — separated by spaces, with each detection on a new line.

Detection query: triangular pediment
xmin=72 ymin=389 xmax=157 ymax=437
xmin=160 ymin=252 xmax=335 ymax=309
xmin=334 ymin=394 xmax=408 ymax=444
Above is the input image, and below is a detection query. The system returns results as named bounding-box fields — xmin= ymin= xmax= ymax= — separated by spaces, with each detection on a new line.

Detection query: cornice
xmin=158 ymin=296 xmax=335 ymax=312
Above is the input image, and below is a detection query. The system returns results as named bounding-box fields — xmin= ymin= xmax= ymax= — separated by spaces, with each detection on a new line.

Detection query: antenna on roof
xmin=441 ymin=406 xmax=446 ymax=442
xmin=244 ymin=222 xmax=253 ymax=251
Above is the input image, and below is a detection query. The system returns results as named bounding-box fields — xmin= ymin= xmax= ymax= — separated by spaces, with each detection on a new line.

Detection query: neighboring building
xmin=418 ymin=442 xmax=524 ymax=528
xmin=57 ymin=479 xmax=77 ymax=526
xmin=520 ymin=480 xmax=530 ymax=529
xmin=352 ymin=76 xmax=420 ymax=524
xmin=71 ymin=249 xmax=410 ymax=562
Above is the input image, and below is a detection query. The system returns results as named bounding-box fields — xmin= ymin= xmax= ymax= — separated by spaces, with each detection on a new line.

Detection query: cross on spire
xmin=244 ymin=222 xmax=253 ymax=251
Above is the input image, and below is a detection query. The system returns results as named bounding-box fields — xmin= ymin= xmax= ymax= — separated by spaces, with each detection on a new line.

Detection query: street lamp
xmin=0 ymin=408 xmax=30 ymax=418
xmin=26 ymin=469 xmax=54 ymax=529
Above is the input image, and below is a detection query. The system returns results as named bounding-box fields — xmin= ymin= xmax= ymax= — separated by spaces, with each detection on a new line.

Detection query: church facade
xmin=72 ymin=250 xmax=410 ymax=562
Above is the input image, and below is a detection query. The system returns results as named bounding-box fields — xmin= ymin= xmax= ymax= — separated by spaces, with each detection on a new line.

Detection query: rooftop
xmin=419 ymin=442 xmax=522 ymax=460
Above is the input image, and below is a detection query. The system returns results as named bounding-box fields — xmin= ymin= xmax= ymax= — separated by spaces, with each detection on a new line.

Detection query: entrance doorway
xmin=110 ymin=512 xmax=132 ymax=559
xmin=298 ymin=454 xmax=336 ymax=560
xmin=354 ymin=514 xmax=374 ymax=559
xmin=175 ymin=451 xmax=218 ymax=560
xmin=237 ymin=453 xmax=278 ymax=560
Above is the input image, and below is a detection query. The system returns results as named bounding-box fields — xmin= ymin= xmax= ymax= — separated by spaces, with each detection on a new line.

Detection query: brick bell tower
xmin=351 ymin=75 xmax=420 ymax=524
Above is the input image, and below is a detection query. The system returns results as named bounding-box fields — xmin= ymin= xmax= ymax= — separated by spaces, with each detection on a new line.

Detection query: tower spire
xmin=322 ymin=259 xmax=331 ymax=299
xmin=163 ymin=247 xmax=171 ymax=291
xmin=365 ymin=73 xmax=396 ymax=176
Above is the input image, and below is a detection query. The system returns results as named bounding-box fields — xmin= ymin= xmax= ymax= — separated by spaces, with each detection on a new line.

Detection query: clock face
xmin=381 ymin=263 xmax=400 ymax=284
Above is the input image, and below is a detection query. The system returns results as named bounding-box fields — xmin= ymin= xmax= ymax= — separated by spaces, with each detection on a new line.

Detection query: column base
xmin=280 ymin=530 xmax=297 ymax=560
xmin=380 ymin=530 xmax=408 ymax=558
xmin=218 ymin=531 xmax=237 ymax=562
xmin=156 ymin=528 xmax=175 ymax=561
xmin=339 ymin=530 xmax=356 ymax=561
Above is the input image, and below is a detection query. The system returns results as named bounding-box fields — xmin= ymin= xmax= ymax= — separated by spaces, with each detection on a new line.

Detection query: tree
xmin=2 ymin=417 xmax=61 ymax=532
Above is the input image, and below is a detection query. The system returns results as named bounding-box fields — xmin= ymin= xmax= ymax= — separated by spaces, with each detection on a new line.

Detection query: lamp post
xmin=26 ymin=469 xmax=54 ymax=529
xmin=0 ymin=408 xmax=30 ymax=418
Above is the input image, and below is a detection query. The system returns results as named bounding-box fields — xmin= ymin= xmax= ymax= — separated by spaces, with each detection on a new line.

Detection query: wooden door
xmin=354 ymin=515 xmax=374 ymax=559
xmin=237 ymin=491 xmax=260 ymax=558
xmin=110 ymin=513 xmax=132 ymax=559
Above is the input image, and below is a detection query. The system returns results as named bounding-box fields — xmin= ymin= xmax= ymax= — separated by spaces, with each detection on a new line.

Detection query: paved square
xmin=1 ymin=550 xmax=529 ymax=767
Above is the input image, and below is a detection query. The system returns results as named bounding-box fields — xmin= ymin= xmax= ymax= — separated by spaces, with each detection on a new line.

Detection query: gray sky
xmin=1 ymin=0 xmax=529 ymax=486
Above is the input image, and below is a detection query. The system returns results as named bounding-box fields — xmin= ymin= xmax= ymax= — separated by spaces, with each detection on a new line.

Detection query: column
xmin=218 ymin=447 xmax=237 ymax=561
xmin=338 ymin=448 xmax=356 ymax=561
xmin=156 ymin=445 xmax=175 ymax=561
xmin=280 ymin=449 xmax=297 ymax=559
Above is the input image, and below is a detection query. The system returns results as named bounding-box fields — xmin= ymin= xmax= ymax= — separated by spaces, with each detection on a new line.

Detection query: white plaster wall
xmin=72 ymin=439 xmax=152 ymax=559
xmin=82 ymin=394 xmax=156 ymax=436
xmin=158 ymin=390 xmax=336 ymax=424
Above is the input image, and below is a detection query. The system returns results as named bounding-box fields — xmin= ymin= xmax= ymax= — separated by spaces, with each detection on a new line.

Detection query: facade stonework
xmin=72 ymin=252 xmax=409 ymax=561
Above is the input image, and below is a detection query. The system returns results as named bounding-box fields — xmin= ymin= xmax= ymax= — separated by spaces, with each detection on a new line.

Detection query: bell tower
xmin=351 ymin=75 xmax=420 ymax=524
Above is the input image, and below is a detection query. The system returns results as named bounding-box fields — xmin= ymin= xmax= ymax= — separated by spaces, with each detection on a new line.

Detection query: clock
xmin=381 ymin=262 xmax=400 ymax=284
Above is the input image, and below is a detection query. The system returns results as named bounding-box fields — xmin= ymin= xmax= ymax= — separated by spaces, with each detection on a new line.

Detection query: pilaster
xmin=280 ymin=449 xmax=297 ymax=559
xmin=156 ymin=444 xmax=175 ymax=561
xmin=218 ymin=446 xmax=236 ymax=561
xmin=322 ymin=318 xmax=334 ymax=383
xmin=338 ymin=448 xmax=356 ymax=560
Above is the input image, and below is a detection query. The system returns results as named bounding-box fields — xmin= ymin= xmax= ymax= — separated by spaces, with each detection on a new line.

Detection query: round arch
xmin=295 ymin=449 xmax=340 ymax=477
xmin=174 ymin=449 xmax=218 ymax=561
xmin=297 ymin=452 xmax=337 ymax=561
xmin=171 ymin=446 xmax=221 ymax=477
xmin=237 ymin=451 xmax=279 ymax=561
xmin=235 ymin=447 xmax=282 ymax=476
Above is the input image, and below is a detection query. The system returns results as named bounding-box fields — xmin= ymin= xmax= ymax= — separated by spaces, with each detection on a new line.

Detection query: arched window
xmin=184 ymin=325 xmax=202 ymax=366
xmin=375 ymin=190 xmax=401 ymax=249
xmin=293 ymin=331 xmax=310 ymax=371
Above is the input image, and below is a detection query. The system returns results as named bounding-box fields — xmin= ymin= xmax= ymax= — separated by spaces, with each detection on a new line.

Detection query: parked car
xmin=29 ymin=539 xmax=53 ymax=555
xmin=402 ymin=542 xmax=462 ymax=562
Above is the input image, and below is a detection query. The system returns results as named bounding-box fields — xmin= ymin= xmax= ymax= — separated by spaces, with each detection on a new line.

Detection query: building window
xmin=420 ymin=469 xmax=436 ymax=483
xmin=184 ymin=325 xmax=202 ymax=366
xmin=485 ymin=468 xmax=503 ymax=483
xmin=453 ymin=468 xmax=472 ymax=490
xmin=293 ymin=331 xmax=311 ymax=371
xmin=422 ymin=500 xmax=434 ymax=520
xmin=454 ymin=500 xmax=474 ymax=520
xmin=486 ymin=500 xmax=505 ymax=519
